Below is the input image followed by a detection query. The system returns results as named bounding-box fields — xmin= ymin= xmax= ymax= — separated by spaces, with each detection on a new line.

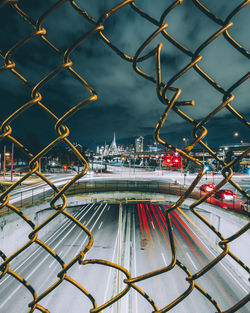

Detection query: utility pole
xmin=39 ymin=157 xmax=47 ymax=173
xmin=3 ymin=145 xmax=6 ymax=179
xmin=11 ymin=143 xmax=14 ymax=182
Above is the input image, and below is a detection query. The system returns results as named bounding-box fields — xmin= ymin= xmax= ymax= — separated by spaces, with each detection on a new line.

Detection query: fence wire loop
xmin=0 ymin=1 xmax=249 ymax=312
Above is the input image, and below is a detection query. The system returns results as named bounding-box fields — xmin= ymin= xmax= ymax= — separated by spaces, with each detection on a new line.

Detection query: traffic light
xmin=163 ymin=155 xmax=172 ymax=167
xmin=173 ymin=157 xmax=181 ymax=164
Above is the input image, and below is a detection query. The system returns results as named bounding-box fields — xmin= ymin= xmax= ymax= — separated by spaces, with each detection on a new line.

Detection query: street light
xmin=223 ymin=146 xmax=228 ymax=162
xmin=11 ymin=143 xmax=14 ymax=182
xmin=3 ymin=146 xmax=9 ymax=179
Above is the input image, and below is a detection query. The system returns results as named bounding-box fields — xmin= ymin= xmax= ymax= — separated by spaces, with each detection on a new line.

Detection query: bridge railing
xmin=1 ymin=179 xmax=246 ymax=216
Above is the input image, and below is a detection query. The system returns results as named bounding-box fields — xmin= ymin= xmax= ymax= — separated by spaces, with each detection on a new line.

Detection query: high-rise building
xmin=104 ymin=144 xmax=109 ymax=156
xmin=135 ymin=136 xmax=144 ymax=153
xmin=108 ymin=132 xmax=118 ymax=155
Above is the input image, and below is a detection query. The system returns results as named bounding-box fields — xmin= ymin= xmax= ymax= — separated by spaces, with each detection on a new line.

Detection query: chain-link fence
xmin=0 ymin=0 xmax=249 ymax=312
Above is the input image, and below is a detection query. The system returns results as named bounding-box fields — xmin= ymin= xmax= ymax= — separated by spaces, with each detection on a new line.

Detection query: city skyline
xmin=0 ymin=1 xmax=249 ymax=152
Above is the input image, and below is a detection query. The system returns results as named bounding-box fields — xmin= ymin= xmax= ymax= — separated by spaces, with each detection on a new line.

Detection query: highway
xmin=0 ymin=202 xmax=249 ymax=313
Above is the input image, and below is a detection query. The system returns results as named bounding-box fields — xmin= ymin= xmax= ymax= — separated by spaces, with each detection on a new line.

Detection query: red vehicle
xmin=209 ymin=189 xmax=245 ymax=211
xmin=242 ymin=199 xmax=250 ymax=214
xmin=200 ymin=183 xmax=215 ymax=192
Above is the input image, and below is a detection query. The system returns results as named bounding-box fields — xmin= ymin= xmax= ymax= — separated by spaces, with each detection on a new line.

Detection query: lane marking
xmin=186 ymin=252 xmax=198 ymax=270
xmin=116 ymin=202 xmax=123 ymax=313
xmin=177 ymin=207 xmax=217 ymax=249
xmin=0 ymin=204 xmax=95 ymax=306
xmin=0 ymin=205 xmax=88 ymax=286
xmin=161 ymin=252 xmax=167 ymax=266
xmin=172 ymin=210 xmax=249 ymax=301
xmin=121 ymin=210 xmax=131 ymax=313
xmin=133 ymin=213 xmax=139 ymax=313
xmin=98 ymin=221 xmax=103 ymax=230
xmin=41 ymin=203 xmax=108 ymax=306
xmin=1 ymin=204 xmax=94 ymax=309
xmin=192 ymin=231 xmax=249 ymax=294
xmin=103 ymin=229 xmax=119 ymax=303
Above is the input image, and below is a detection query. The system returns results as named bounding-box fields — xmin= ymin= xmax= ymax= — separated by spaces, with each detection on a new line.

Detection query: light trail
xmin=1 ymin=200 xmax=247 ymax=312
xmin=0 ymin=204 xmax=93 ymax=286
xmin=152 ymin=204 xmax=198 ymax=313
xmin=137 ymin=203 xmax=145 ymax=249
xmin=166 ymin=206 xmax=240 ymax=311
xmin=144 ymin=204 xmax=166 ymax=307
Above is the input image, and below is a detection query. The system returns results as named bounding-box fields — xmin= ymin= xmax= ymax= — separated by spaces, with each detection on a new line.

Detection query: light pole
xmin=3 ymin=145 xmax=6 ymax=178
xmin=223 ymin=146 xmax=228 ymax=162
xmin=39 ymin=157 xmax=47 ymax=173
xmin=3 ymin=146 xmax=9 ymax=179
xmin=11 ymin=143 xmax=14 ymax=182
xmin=101 ymin=154 xmax=103 ymax=174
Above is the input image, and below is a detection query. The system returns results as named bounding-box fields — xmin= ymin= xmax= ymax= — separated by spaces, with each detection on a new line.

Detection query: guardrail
xmin=1 ymin=179 xmax=247 ymax=216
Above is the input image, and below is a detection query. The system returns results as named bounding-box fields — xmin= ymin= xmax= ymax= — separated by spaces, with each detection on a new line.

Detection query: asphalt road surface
xmin=0 ymin=202 xmax=249 ymax=313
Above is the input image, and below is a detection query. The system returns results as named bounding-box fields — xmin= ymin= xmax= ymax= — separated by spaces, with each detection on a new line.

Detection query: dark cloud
xmin=0 ymin=0 xmax=249 ymax=151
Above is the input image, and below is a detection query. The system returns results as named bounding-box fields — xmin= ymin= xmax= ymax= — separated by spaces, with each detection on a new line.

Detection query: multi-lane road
xmin=0 ymin=202 xmax=249 ymax=312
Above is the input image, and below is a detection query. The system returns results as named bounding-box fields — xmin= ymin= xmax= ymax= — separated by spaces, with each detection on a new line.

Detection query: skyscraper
xmin=109 ymin=132 xmax=118 ymax=155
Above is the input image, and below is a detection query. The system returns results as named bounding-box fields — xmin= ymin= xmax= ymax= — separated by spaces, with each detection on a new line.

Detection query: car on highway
xmin=214 ymin=189 xmax=238 ymax=199
xmin=199 ymin=183 xmax=215 ymax=192
xmin=209 ymin=189 xmax=245 ymax=212
xmin=242 ymin=199 xmax=250 ymax=214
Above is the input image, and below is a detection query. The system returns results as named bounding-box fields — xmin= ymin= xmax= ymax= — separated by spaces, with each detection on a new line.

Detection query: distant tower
xmin=109 ymin=132 xmax=118 ymax=155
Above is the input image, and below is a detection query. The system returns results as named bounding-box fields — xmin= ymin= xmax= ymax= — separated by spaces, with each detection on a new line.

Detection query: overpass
xmin=0 ymin=173 xmax=249 ymax=313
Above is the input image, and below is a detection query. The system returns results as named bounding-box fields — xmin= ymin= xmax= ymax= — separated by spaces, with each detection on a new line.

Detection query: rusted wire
xmin=0 ymin=1 xmax=249 ymax=312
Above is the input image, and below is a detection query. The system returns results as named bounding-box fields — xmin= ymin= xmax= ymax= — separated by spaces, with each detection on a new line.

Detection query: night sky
xmin=0 ymin=0 xmax=249 ymax=152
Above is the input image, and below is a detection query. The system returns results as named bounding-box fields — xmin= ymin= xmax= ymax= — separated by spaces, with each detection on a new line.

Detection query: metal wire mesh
xmin=0 ymin=0 xmax=249 ymax=312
